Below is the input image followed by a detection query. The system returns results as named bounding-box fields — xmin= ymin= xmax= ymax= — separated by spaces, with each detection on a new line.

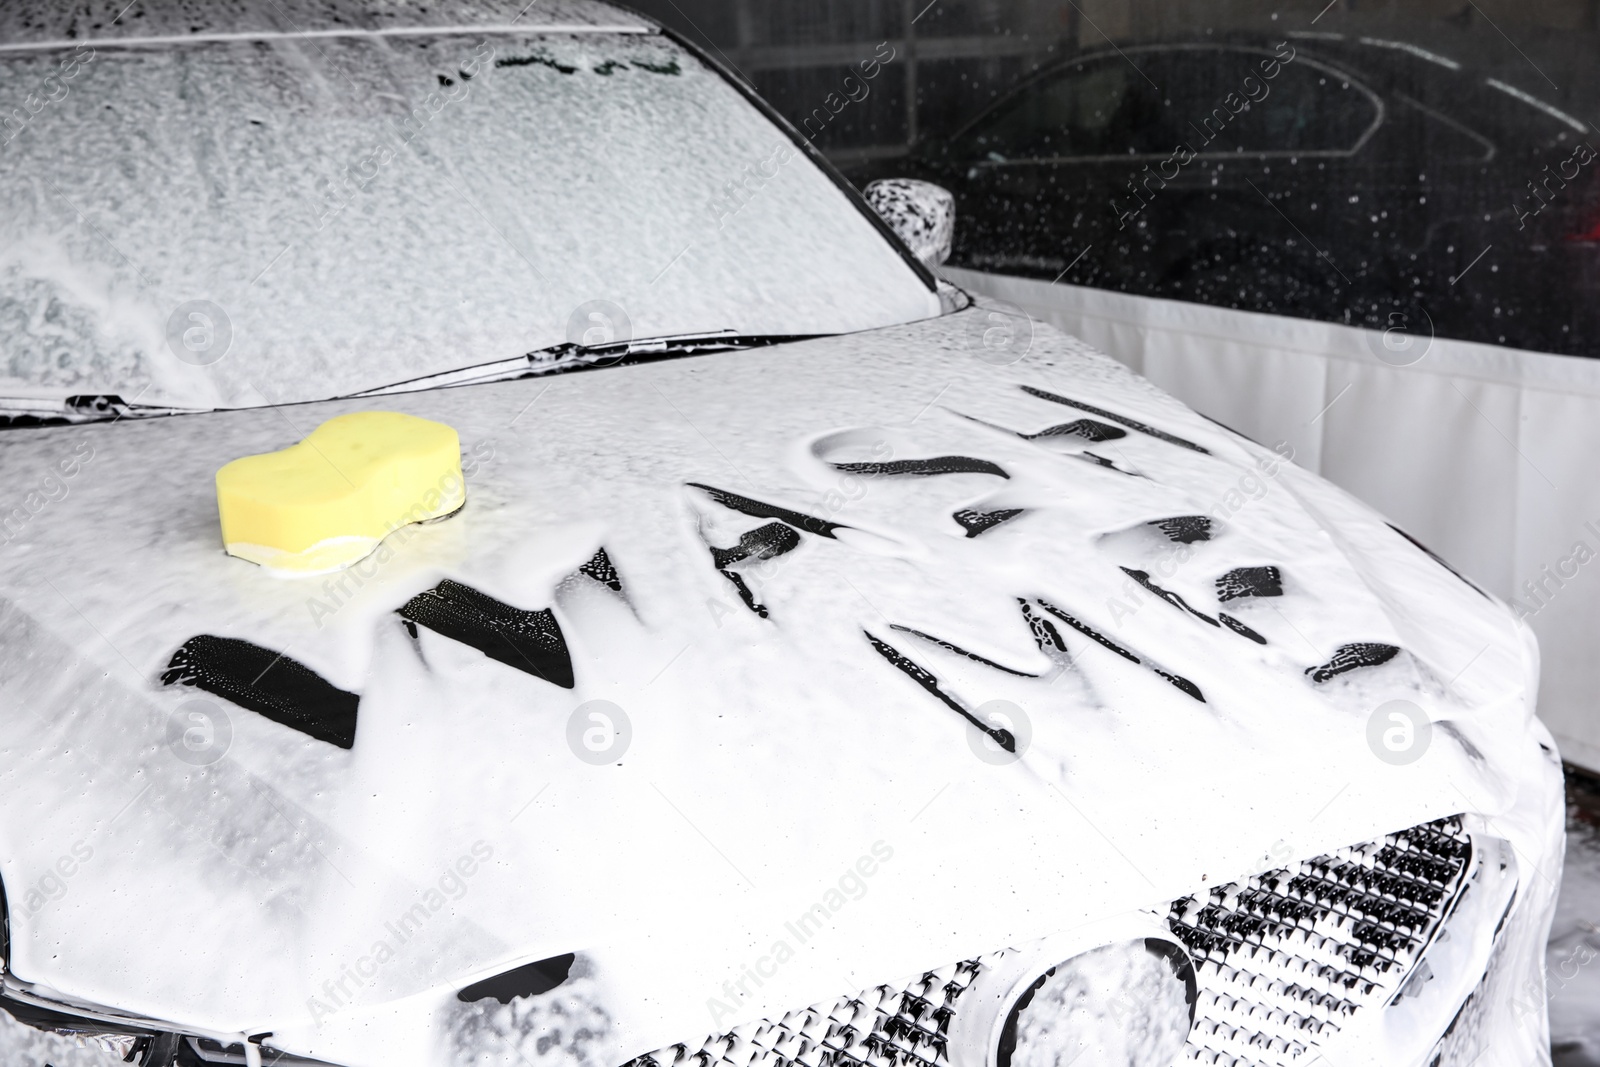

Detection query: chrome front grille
xmin=621 ymin=961 xmax=984 ymax=1067
xmin=1167 ymin=816 xmax=1473 ymax=1067
xmin=620 ymin=818 xmax=1474 ymax=1067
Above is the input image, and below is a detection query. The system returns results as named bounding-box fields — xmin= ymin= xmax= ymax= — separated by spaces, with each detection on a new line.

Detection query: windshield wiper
xmin=0 ymin=332 xmax=824 ymax=425
xmin=0 ymin=394 xmax=211 ymax=429
xmin=347 ymin=330 xmax=822 ymax=399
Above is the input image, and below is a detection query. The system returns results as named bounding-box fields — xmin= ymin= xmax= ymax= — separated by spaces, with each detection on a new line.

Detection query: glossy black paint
xmin=456 ymin=953 xmax=576 ymax=1005
xmin=398 ymin=581 xmax=575 ymax=690
xmin=160 ymin=635 xmax=361 ymax=749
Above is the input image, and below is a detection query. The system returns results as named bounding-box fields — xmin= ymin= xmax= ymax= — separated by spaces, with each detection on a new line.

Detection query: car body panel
xmin=0 ymin=304 xmax=1557 ymax=1065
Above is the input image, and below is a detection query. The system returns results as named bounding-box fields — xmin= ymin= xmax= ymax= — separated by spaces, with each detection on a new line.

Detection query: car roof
xmin=0 ymin=0 xmax=656 ymax=52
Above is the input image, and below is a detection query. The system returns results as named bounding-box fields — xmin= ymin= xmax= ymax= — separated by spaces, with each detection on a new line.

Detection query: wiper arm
xmin=0 ymin=394 xmax=210 ymax=429
xmin=578 ymin=329 xmax=820 ymax=358
xmin=345 ymin=355 xmax=553 ymax=398
xmin=347 ymin=330 xmax=822 ymax=399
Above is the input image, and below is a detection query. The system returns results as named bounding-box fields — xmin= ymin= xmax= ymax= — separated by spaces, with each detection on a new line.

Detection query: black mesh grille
xmin=1168 ymin=816 xmax=1473 ymax=1065
xmin=620 ymin=961 xmax=982 ymax=1067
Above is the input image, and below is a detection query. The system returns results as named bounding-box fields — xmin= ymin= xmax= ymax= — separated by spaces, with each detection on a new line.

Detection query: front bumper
xmin=2 ymin=727 xmax=1567 ymax=1067
xmin=611 ymin=753 xmax=1565 ymax=1067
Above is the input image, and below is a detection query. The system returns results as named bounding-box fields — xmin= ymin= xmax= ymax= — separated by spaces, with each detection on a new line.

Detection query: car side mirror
xmin=863 ymin=179 xmax=955 ymax=269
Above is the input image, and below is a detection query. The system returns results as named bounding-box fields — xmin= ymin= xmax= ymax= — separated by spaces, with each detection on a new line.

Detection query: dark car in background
xmin=849 ymin=32 xmax=1600 ymax=357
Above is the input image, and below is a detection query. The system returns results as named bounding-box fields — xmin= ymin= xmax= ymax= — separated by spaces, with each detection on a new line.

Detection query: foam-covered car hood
xmin=0 ymin=306 xmax=1549 ymax=1066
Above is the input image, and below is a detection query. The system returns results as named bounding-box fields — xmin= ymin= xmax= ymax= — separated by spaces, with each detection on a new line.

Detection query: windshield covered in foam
xmin=0 ymin=31 xmax=938 ymax=410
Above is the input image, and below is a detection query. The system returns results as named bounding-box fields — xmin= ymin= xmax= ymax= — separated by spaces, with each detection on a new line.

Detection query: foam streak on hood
xmin=0 ymin=307 xmax=1545 ymax=1066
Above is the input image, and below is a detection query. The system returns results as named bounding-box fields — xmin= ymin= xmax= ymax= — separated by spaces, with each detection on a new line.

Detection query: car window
xmin=955 ymin=56 xmax=1171 ymax=161
xmin=961 ymin=46 xmax=1379 ymax=162
xmin=1395 ymin=96 xmax=1497 ymax=163
xmin=0 ymin=33 xmax=938 ymax=411
xmin=1203 ymin=52 xmax=1378 ymax=153
xmin=1119 ymin=47 xmax=1379 ymax=156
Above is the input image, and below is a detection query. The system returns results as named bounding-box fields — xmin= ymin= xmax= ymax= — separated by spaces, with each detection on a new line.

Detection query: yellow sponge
xmin=216 ymin=411 xmax=465 ymax=576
